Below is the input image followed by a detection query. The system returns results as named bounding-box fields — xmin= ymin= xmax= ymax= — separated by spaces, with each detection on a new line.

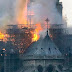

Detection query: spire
xmin=45 ymin=18 xmax=49 ymax=35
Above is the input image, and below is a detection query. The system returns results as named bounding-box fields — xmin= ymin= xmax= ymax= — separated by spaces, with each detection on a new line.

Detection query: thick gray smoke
xmin=30 ymin=0 xmax=62 ymax=24
xmin=27 ymin=0 xmax=64 ymax=37
xmin=0 ymin=0 xmax=16 ymax=32
xmin=0 ymin=0 xmax=64 ymax=33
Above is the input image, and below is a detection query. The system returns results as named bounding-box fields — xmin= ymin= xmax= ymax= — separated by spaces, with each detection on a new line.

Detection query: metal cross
xmin=45 ymin=18 xmax=49 ymax=34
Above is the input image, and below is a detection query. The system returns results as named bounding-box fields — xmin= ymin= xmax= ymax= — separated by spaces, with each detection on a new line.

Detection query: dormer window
xmin=49 ymin=48 xmax=51 ymax=51
xmin=41 ymin=48 xmax=43 ymax=50
xmin=55 ymin=48 xmax=57 ymax=50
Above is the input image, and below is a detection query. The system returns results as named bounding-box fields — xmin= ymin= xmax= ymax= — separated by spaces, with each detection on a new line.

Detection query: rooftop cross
xmin=45 ymin=18 xmax=49 ymax=35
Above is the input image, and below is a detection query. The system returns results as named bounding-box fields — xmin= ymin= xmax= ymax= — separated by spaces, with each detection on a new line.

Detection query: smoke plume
xmin=30 ymin=0 xmax=62 ymax=24
xmin=0 ymin=0 xmax=64 ymax=32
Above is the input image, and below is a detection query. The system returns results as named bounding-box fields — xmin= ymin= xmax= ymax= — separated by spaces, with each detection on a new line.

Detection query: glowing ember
xmin=2 ymin=48 xmax=6 ymax=51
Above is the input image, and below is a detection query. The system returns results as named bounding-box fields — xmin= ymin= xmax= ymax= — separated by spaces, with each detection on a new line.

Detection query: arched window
xmin=46 ymin=65 xmax=54 ymax=72
xmin=37 ymin=65 xmax=43 ymax=72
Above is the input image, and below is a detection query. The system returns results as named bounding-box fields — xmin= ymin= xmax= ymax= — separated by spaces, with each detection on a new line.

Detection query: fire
xmin=0 ymin=31 xmax=4 ymax=40
xmin=16 ymin=0 xmax=43 ymax=42
xmin=0 ymin=31 xmax=9 ymax=42
xmin=16 ymin=0 xmax=27 ymax=24
xmin=32 ymin=23 xmax=43 ymax=42
xmin=32 ymin=34 xmax=38 ymax=42
xmin=17 ymin=3 xmax=27 ymax=24
xmin=17 ymin=0 xmax=34 ymax=25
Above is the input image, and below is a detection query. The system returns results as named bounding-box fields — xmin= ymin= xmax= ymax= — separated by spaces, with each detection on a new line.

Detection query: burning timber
xmin=6 ymin=24 xmax=34 ymax=53
xmin=1 ymin=24 xmax=72 ymax=72
xmin=5 ymin=24 xmax=65 ymax=54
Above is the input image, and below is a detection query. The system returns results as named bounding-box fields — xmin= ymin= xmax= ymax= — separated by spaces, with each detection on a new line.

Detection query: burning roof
xmin=23 ymin=31 xmax=62 ymax=57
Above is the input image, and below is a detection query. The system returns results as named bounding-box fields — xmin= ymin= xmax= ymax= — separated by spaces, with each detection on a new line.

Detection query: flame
xmin=32 ymin=34 xmax=38 ymax=42
xmin=16 ymin=0 xmax=27 ymax=24
xmin=0 ymin=31 xmax=4 ymax=40
xmin=17 ymin=0 xmax=34 ymax=25
xmin=32 ymin=23 xmax=43 ymax=42
xmin=0 ymin=31 xmax=9 ymax=42
xmin=17 ymin=3 xmax=27 ymax=24
xmin=16 ymin=0 xmax=44 ymax=42
xmin=17 ymin=0 xmax=41 ymax=42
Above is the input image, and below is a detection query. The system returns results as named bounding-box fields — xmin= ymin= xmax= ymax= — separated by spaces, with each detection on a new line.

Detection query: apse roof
xmin=23 ymin=31 xmax=62 ymax=57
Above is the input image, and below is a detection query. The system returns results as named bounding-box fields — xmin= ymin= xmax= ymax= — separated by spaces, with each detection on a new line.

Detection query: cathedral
xmin=4 ymin=0 xmax=72 ymax=72
xmin=17 ymin=1 xmax=64 ymax=72
xmin=18 ymin=30 xmax=64 ymax=72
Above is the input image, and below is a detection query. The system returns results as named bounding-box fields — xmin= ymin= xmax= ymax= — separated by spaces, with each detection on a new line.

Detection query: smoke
xmin=0 ymin=0 xmax=17 ymax=32
xmin=0 ymin=0 xmax=64 ymax=33
xmin=15 ymin=0 xmax=63 ymax=24
xmin=30 ymin=0 xmax=62 ymax=24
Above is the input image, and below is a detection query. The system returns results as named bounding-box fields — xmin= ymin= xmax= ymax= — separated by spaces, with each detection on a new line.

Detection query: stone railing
xmin=20 ymin=55 xmax=64 ymax=60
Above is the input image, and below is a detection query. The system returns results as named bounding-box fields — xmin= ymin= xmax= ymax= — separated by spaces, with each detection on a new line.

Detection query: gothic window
xmin=49 ymin=48 xmax=50 ymax=51
xmin=46 ymin=65 xmax=54 ymax=72
xmin=37 ymin=65 xmax=43 ymax=72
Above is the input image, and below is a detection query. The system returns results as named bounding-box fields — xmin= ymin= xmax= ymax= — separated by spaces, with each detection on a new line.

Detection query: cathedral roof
xmin=20 ymin=31 xmax=63 ymax=60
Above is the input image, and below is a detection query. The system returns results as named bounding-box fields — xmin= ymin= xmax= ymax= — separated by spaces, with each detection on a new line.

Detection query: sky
xmin=0 ymin=0 xmax=72 ymax=28
xmin=60 ymin=0 xmax=72 ymax=27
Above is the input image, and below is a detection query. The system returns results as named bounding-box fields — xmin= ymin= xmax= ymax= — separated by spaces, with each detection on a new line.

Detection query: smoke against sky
xmin=60 ymin=0 xmax=72 ymax=27
xmin=0 ymin=0 xmax=16 ymax=31
xmin=0 ymin=0 xmax=72 ymax=32
xmin=0 ymin=0 xmax=10 ymax=30
xmin=31 ymin=0 xmax=62 ymax=24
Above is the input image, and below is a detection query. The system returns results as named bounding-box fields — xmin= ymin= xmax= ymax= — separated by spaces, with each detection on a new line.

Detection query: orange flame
xmin=32 ymin=23 xmax=43 ymax=42
xmin=33 ymin=34 xmax=38 ymax=42
xmin=17 ymin=0 xmax=34 ymax=25
xmin=0 ymin=32 xmax=4 ymax=40
xmin=16 ymin=0 xmax=27 ymax=24
xmin=16 ymin=0 xmax=43 ymax=42
xmin=0 ymin=31 xmax=9 ymax=42
xmin=17 ymin=3 xmax=27 ymax=24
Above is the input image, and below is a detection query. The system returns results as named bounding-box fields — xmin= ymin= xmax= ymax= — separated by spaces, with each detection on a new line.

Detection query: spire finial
xmin=45 ymin=18 xmax=49 ymax=35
